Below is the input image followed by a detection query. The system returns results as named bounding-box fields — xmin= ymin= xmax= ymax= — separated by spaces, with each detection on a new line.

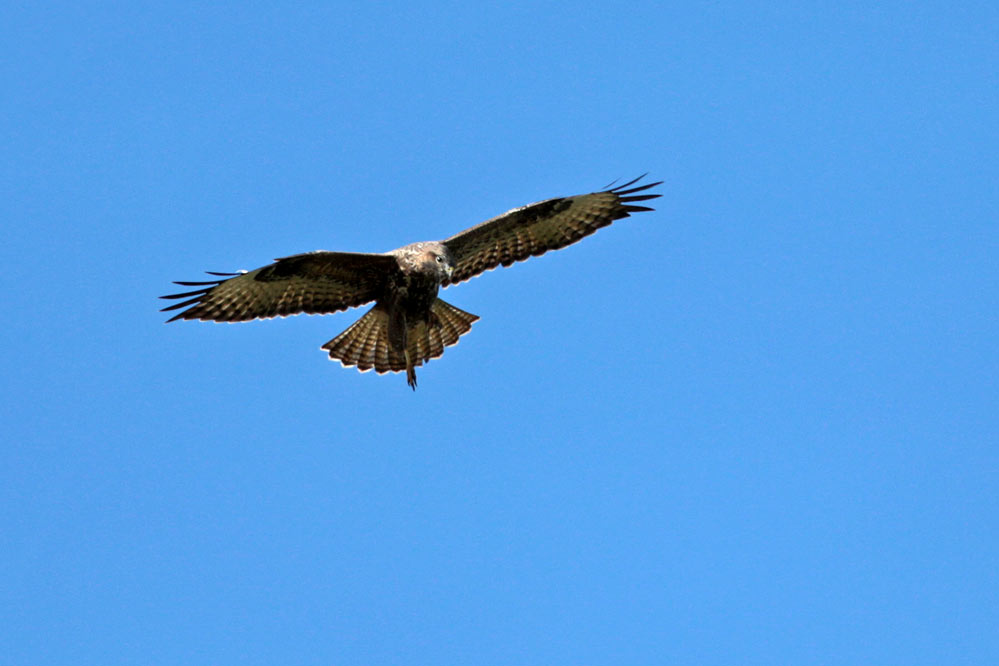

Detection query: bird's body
xmin=328 ymin=241 xmax=471 ymax=389
xmin=161 ymin=176 xmax=661 ymax=389
xmin=384 ymin=241 xmax=452 ymax=320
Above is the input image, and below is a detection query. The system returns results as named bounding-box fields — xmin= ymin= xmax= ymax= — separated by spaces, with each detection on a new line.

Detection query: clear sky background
xmin=2 ymin=2 xmax=996 ymax=664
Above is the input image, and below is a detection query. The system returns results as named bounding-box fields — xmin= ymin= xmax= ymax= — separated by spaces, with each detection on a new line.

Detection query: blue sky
xmin=2 ymin=2 xmax=996 ymax=664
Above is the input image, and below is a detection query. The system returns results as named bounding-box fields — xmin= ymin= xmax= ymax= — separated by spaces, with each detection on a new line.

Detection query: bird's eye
xmin=436 ymin=256 xmax=443 ymax=263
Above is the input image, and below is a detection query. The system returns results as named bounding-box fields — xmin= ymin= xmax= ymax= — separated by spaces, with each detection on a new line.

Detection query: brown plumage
xmin=161 ymin=175 xmax=661 ymax=389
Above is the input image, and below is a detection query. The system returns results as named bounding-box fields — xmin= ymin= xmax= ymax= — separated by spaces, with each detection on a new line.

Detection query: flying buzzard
xmin=161 ymin=175 xmax=661 ymax=389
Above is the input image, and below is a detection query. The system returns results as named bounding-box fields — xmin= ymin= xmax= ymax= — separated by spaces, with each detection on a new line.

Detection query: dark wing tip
xmin=608 ymin=174 xmax=662 ymax=196
xmin=159 ymin=288 xmax=212 ymax=300
xmin=604 ymin=172 xmax=660 ymax=188
xmin=606 ymin=175 xmax=662 ymax=215
xmin=606 ymin=173 xmax=647 ymax=190
xmin=160 ymin=294 xmax=209 ymax=311
xmin=602 ymin=173 xmax=650 ymax=189
xmin=621 ymin=193 xmax=660 ymax=203
xmin=160 ymin=272 xmax=231 ymax=322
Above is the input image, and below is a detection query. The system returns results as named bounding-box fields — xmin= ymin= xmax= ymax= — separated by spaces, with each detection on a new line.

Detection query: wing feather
xmin=442 ymin=175 xmax=661 ymax=285
xmin=160 ymin=251 xmax=397 ymax=322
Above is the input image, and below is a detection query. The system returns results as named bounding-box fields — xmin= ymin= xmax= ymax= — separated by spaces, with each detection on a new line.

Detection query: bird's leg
xmin=385 ymin=301 xmax=416 ymax=389
xmin=405 ymin=349 xmax=417 ymax=390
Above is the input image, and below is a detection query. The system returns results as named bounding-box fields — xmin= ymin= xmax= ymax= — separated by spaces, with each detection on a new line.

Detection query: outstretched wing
xmin=441 ymin=175 xmax=661 ymax=286
xmin=160 ymin=251 xmax=398 ymax=322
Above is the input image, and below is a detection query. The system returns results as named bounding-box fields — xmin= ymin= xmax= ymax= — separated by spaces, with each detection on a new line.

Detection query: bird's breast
xmin=388 ymin=271 xmax=440 ymax=313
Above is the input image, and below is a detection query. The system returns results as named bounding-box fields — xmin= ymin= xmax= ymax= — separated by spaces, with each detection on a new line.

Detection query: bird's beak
xmin=446 ymin=265 xmax=454 ymax=279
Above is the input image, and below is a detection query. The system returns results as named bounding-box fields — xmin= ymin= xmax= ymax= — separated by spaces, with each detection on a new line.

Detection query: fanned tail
xmin=321 ymin=304 xmax=405 ymax=374
xmin=321 ymin=298 xmax=479 ymax=389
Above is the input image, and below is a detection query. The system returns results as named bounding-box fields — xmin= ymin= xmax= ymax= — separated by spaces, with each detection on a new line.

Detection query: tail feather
xmin=324 ymin=305 xmax=386 ymax=372
xmin=321 ymin=298 xmax=479 ymax=387
xmin=430 ymin=299 xmax=479 ymax=348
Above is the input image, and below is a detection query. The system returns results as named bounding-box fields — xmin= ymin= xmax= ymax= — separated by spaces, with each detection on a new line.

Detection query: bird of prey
xmin=161 ymin=175 xmax=661 ymax=389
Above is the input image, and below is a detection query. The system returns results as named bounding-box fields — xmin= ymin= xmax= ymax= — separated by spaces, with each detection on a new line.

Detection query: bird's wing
xmin=441 ymin=175 xmax=661 ymax=286
xmin=160 ymin=251 xmax=398 ymax=322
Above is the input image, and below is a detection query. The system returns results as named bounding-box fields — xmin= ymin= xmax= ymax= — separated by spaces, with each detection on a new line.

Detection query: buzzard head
xmin=398 ymin=241 xmax=454 ymax=283
xmin=429 ymin=244 xmax=456 ymax=282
